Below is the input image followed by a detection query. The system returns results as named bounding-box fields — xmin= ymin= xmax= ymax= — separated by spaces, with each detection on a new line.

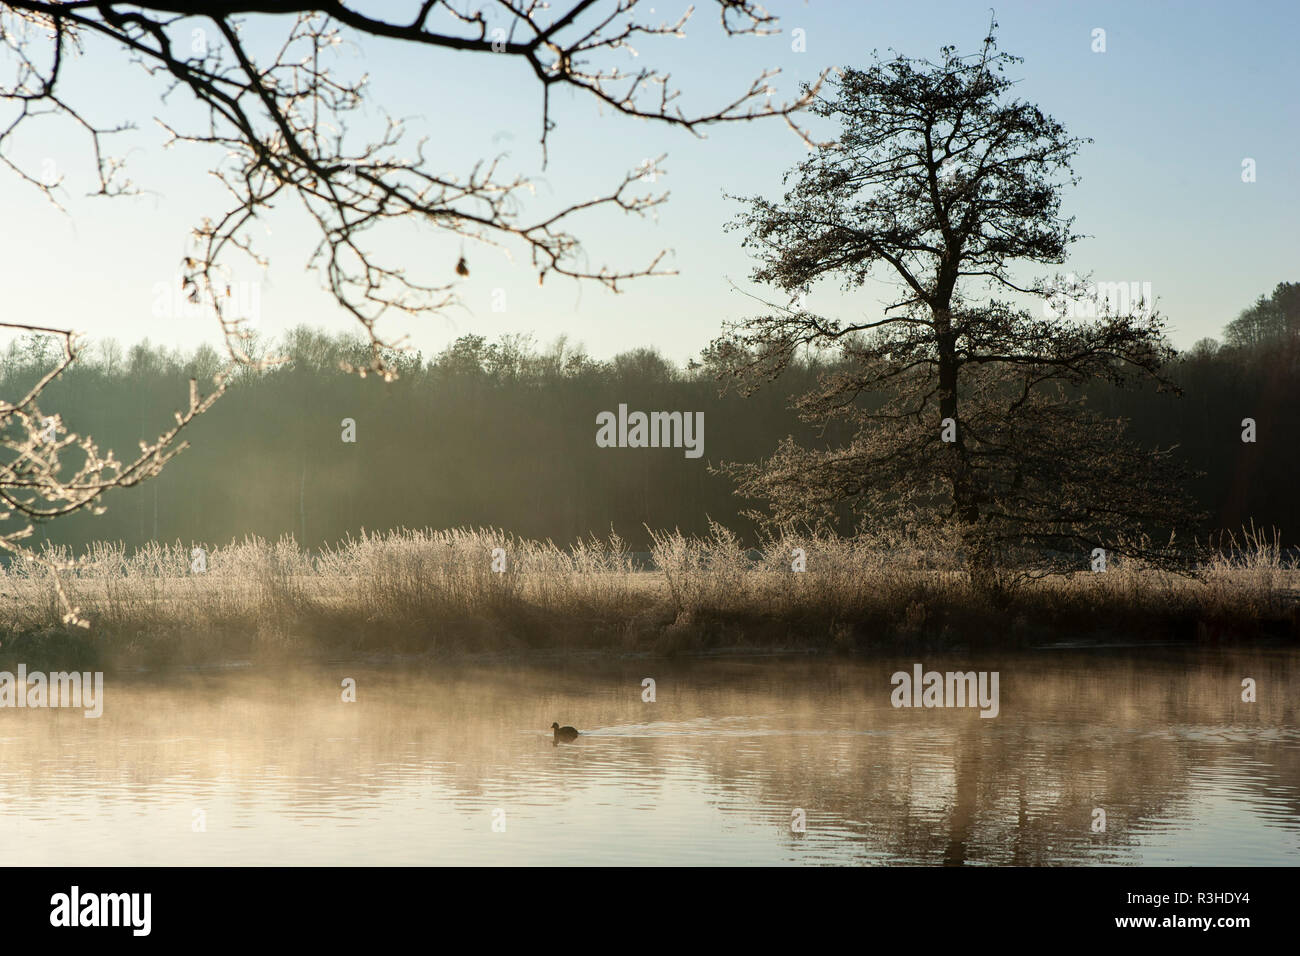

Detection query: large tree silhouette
xmin=707 ymin=26 xmax=1201 ymax=587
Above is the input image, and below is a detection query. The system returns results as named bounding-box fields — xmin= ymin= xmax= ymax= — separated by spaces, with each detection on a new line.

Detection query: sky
xmin=1 ymin=0 xmax=1297 ymax=365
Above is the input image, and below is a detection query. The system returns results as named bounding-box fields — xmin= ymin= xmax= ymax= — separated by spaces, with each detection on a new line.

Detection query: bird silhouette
xmin=551 ymin=722 xmax=580 ymax=745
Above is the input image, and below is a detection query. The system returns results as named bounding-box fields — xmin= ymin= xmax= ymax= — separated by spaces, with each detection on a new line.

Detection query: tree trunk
xmin=934 ymin=304 xmax=1000 ymax=595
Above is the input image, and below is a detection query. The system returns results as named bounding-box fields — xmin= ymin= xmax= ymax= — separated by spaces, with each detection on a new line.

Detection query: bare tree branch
xmin=1 ymin=1 xmax=827 ymax=377
xmin=0 ymin=321 xmax=228 ymax=625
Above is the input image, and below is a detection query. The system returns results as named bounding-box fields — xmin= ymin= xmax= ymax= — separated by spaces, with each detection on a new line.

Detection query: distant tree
xmin=96 ymin=339 xmax=125 ymax=376
xmin=612 ymin=347 xmax=679 ymax=384
xmin=1223 ymin=282 xmax=1300 ymax=349
xmin=538 ymin=335 xmax=596 ymax=380
xmin=186 ymin=344 xmax=226 ymax=383
xmin=437 ymin=334 xmax=498 ymax=378
xmin=708 ymin=26 xmax=1201 ymax=589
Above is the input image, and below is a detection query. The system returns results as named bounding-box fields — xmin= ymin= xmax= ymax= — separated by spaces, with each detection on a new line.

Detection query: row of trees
xmin=1218 ymin=282 xmax=1300 ymax=351
xmin=0 ymin=327 xmax=837 ymax=552
xmin=3 ymin=315 xmax=1295 ymax=555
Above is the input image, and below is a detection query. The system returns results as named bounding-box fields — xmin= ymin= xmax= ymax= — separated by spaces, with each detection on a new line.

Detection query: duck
xmin=551 ymin=722 xmax=580 ymax=745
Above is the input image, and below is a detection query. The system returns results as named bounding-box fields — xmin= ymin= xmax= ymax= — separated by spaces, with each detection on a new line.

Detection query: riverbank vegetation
xmin=1 ymin=525 xmax=1295 ymax=670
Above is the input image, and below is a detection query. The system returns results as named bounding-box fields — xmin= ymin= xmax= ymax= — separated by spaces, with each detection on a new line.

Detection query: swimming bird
xmin=551 ymin=722 xmax=580 ymax=745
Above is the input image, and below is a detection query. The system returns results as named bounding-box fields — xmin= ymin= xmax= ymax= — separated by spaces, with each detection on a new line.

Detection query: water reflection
xmin=0 ymin=649 xmax=1296 ymax=864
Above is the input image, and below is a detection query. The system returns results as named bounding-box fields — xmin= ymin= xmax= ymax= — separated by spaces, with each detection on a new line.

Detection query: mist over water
xmin=2 ymin=649 xmax=1296 ymax=865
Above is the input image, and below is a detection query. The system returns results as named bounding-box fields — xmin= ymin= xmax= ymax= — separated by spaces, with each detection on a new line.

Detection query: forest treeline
xmin=4 ymin=281 xmax=1298 ymax=553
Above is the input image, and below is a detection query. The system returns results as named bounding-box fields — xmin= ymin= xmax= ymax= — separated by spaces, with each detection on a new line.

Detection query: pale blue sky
xmin=1 ymin=0 xmax=1296 ymax=363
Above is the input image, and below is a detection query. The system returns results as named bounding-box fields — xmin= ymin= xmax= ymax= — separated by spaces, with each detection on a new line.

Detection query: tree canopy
xmin=708 ymin=25 xmax=1202 ymax=586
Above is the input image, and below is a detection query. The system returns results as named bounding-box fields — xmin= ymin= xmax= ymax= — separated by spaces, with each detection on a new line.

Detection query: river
xmin=1 ymin=648 xmax=1296 ymax=865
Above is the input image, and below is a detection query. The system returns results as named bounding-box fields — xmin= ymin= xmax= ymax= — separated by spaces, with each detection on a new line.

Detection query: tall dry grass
xmin=0 ymin=524 xmax=1295 ymax=668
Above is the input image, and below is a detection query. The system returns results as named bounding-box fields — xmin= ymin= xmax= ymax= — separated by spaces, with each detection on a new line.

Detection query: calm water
xmin=1 ymin=649 xmax=1297 ymax=865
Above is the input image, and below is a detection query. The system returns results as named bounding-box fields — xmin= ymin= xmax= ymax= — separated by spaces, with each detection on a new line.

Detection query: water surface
xmin=1 ymin=649 xmax=1296 ymax=865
